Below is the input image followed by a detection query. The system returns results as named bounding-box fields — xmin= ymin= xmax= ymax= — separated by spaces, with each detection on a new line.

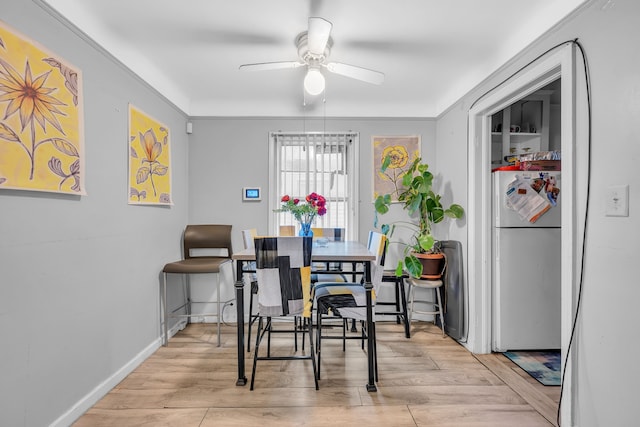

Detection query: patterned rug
xmin=504 ymin=350 xmax=561 ymax=386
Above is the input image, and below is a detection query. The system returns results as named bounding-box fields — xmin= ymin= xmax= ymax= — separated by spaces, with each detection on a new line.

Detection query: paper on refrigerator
xmin=504 ymin=175 xmax=550 ymax=223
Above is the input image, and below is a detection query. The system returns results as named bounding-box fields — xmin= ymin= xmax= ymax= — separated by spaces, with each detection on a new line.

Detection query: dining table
xmin=232 ymin=239 xmax=378 ymax=392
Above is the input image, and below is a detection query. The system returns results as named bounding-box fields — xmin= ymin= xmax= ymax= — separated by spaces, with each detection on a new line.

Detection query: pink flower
xmin=275 ymin=192 xmax=328 ymax=220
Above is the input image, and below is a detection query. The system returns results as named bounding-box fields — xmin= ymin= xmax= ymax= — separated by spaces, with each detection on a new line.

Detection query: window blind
xmin=269 ymin=132 xmax=359 ymax=239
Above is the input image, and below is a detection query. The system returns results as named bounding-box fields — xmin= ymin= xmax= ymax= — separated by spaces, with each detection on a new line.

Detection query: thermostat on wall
xmin=242 ymin=187 xmax=261 ymax=201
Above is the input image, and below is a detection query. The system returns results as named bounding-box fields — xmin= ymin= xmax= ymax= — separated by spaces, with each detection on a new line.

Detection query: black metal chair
xmin=250 ymin=236 xmax=318 ymax=390
xmin=241 ymin=228 xmax=260 ymax=352
xmin=313 ymin=231 xmax=387 ymax=380
xmin=378 ymin=272 xmax=411 ymax=338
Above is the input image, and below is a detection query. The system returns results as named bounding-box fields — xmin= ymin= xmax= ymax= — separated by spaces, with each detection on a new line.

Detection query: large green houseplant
xmin=374 ymin=155 xmax=464 ymax=278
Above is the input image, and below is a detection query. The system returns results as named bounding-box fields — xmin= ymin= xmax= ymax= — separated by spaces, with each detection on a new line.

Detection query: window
xmin=268 ymin=132 xmax=359 ymax=239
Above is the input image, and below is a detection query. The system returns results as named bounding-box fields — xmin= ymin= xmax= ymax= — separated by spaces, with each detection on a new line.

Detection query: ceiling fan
xmin=239 ymin=17 xmax=385 ymax=95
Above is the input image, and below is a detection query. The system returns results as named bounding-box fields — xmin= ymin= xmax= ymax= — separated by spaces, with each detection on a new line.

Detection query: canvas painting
xmin=0 ymin=20 xmax=85 ymax=195
xmin=128 ymin=104 xmax=172 ymax=205
xmin=372 ymin=135 xmax=420 ymax=201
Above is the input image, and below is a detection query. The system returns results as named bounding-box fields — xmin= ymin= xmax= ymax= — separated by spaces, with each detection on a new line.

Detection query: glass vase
xmin=298 ymin=222 xmax=313 ymax=237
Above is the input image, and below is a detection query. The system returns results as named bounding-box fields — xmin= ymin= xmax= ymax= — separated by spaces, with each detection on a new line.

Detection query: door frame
xmin=466 ymin=43 xmax=580 ymax=424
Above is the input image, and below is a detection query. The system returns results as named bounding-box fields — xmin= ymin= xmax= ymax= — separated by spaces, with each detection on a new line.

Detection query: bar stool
xmin=377 ymin=272 xmax=410 ymax=338
xmin=406 ymin=254 xmax=447 ymax=337
xmin=407 ymin=277 xmax=445 ymax=336
xmin=162 ymin=224 xmax=233 ymax=347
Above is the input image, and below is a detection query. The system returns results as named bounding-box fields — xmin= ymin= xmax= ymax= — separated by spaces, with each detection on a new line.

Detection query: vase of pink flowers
xmin=276 ymin=192 xmax=327 ymax=237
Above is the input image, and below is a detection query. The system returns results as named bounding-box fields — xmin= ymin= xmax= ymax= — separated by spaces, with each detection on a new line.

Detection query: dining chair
xmin=313 ymin=230 xmax=387 ymax=380
xmin=250 ymin=236 xmax=318 ymax=390
xmin=407 ymin=254 xmax=447 ymax=337
xmin=279 ymin=225 xmax=295 ymax=236
xmin=310 ymin=227 xmax=348 ymax=283
xmin=161 ymin=224 xmax=233 ymax=347
xmin=311 ymin=227 xmax=345 ymax=242
xmin=241 ymin=228 xmax=259 ymax=352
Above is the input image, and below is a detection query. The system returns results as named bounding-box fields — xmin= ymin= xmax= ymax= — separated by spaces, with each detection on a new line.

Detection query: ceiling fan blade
xmin=325 ymin=62 xmax=385 ymax=85
xmin=307 ymin=17 xmax=332 ymax=56
xmin=239 ymin=61 xmax=305 ymax=71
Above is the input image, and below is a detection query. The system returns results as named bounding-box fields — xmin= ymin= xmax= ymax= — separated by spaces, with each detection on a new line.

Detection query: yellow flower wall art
xmin=128 ymin=104 xmax=172 ymax=205
xmin=0 ymin=20 xmax=85 ymax=194
xmin=372 ymin=135 xmax=420 ymax=201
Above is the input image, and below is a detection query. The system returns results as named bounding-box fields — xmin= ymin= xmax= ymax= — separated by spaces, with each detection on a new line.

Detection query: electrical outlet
xmin=605 ymin=185 xmax=629 ymax=217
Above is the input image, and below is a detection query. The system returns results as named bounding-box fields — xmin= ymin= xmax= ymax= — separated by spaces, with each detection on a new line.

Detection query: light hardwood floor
xmin=73 ymin=322 xmax=560 ymax=427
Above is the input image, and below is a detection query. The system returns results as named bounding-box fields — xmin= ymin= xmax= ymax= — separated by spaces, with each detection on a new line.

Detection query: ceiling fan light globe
xmin=304 ymin=68 xmax=325 ymax=95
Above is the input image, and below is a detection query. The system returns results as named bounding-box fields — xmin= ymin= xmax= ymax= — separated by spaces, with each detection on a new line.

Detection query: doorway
xmin=466 ymin=43 xmax=584 ymax=425
xmin=491 ymin=80 xmax=562 ymax=353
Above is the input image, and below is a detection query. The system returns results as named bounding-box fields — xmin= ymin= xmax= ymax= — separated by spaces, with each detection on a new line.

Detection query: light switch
xmin=605 ymin=185 xmax=629 ymax=217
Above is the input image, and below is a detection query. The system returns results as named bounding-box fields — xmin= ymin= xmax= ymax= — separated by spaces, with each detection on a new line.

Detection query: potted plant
xmin=374 ymin=155 xmax=464 ymax=279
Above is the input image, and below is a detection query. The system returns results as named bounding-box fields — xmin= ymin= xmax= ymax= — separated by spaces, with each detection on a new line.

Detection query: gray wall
xmin=186 ymin=117 xmax=439 ymax=311
xmin=188 ymin=117 xmax=437 ymax=243
xmin=0 ymin=1 xmax=189 ymax=426
xmin=436 ymin=1 xmax=639 ymax=425
xmin=2 ymin=0 xmax=639 ymax=426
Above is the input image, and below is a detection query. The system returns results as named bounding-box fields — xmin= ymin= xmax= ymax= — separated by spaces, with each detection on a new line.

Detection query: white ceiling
xmin=40 ymin=0 xmax=586 ymax=117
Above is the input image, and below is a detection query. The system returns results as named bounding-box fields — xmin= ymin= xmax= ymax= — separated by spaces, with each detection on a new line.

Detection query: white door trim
xmin=466 ymin=43 xmax=580 ymax=425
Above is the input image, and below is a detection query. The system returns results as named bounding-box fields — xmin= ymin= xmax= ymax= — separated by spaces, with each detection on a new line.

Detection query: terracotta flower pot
xmin=413 ymin=252 xmax=446 ymax=279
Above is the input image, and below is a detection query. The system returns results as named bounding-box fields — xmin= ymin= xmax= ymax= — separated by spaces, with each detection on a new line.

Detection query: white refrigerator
xmin=492 ymin=170 xmax=561 ymax=352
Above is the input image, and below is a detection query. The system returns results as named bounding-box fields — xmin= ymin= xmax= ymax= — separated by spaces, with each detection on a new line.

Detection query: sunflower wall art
xmin=128 ymin=104 xmax=172 ymax=205
xmin=372 ymin=135 xmax=420 ymax=201
xmin=0 ymin=20 xmax=85 ymax=195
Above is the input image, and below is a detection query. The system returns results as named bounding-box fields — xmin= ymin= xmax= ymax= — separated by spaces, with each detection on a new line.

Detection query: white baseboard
xmin=50 ymin=320 xmax=187 ymax=427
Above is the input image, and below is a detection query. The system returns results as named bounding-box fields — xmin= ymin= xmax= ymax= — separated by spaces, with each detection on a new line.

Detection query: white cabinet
xmin=491 ymin=90 xmax=552 ymax=166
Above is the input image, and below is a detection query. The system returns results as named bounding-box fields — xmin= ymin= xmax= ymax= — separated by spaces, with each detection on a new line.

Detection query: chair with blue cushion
xmin=250 ymin=236 xmax=318 ymax=390
xmin=313 ymin=231 xmax=387 ymax=380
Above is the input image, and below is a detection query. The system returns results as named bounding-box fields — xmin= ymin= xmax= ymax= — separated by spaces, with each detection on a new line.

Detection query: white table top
xmin=232 ymin=240 xmax=375 ymax=262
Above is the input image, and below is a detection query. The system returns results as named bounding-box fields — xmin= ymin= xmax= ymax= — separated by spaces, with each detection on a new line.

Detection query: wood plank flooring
xmin=73 ymin=322 xmax=560 ymax=427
